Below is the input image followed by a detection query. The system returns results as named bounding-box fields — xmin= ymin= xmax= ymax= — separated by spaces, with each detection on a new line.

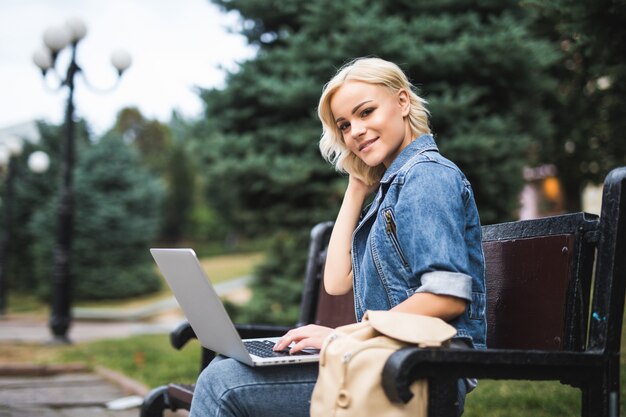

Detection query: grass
xmin=59 ymin=334 xmax=202 ymax=386
xmin=464 ymin=380 xmax=582 ymax=417
xmin=0 ymin=334 xmax=201 ymax=387
xmin=197 ymin=252 xmax=264 ymax=283
xmin=5 ymin=292 xmax=48 ymax=314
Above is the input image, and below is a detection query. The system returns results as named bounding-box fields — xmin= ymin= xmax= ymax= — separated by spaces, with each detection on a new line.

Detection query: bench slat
xmin=485 ymin=234 xmax=574 ymax=350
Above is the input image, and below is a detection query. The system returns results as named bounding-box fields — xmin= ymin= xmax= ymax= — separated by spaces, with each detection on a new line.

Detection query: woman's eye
xmin=361 ymin=108 xmax=374 ymax=117
xmin=338 ymin=122 xmax=350 ymax=132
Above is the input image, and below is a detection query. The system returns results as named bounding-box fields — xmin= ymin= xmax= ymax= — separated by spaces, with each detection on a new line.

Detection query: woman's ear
xmin=398 ymin=89 xmax=410 ymax=117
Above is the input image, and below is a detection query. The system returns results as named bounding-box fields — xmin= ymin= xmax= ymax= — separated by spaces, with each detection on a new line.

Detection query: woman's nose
xmin=351 ymin=121 xmax=366 ymax=139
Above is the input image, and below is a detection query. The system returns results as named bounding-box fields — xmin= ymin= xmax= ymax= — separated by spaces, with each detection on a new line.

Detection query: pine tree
xmin=8 ymin=121 xmax=84 ymax=293
xmin=204 ymin=0 xmax=558 ymax=230
xmin=199 ymin=0 xmax=559 ymax=323
xmin=29 ymin=135 xmax=165 ymax=300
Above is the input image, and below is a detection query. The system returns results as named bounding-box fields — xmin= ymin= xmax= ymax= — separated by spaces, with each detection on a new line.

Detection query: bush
xmin=30 ymin=136 xmax=165 ymax=300
xmin=227 ymin=229 xmax=310 ymax=325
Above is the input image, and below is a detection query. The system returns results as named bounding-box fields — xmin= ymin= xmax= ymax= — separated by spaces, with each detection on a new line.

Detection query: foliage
xmin=523 ymin=0 xmax=626 ymax=210
xmin=112 ymin=107 xmax=217 ymax=244
xmin=29 ymin=135 xmax=165 ymax=300
xmin=6 ymin=121 xmax=87 ymax=292
xmin=161 ymin=142 xmax=197 ymax=242
xmin=207 ymin=0 xmax=560 ymax=227
xmin=200 ymin=0 xmax=559 ymax=323
xmin=113 ymin=107 xmax=173 ymax=173
xmin=5 ymin=121 xmax=165 ymax=302
xmin=226 ymin=230 xmax=310 ymax=325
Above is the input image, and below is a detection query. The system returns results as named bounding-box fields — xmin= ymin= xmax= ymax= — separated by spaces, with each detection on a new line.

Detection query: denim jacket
xmin=351 ymin=134 xmax=487 ymax=349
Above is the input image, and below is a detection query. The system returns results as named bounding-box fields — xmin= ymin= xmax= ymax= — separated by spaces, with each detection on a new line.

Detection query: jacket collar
xmin=380 ymin=134 xmax=438 ymax=184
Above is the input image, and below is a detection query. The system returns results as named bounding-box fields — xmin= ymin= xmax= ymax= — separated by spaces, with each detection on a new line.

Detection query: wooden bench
xmin=141 ymin=166 xmax=626 ymax=417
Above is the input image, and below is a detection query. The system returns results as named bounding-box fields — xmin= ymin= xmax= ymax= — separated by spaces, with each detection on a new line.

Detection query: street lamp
xmin=33 ymin=17 xmax=131 ymax=343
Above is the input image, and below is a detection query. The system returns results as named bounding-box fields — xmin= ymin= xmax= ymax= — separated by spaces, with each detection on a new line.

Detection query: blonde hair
xmin=318 ymin=57 xmax=431 ymax=185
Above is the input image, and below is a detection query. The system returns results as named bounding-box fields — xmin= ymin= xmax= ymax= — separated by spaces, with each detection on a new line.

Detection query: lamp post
xmin=33 ymin=18 xmax=131 ymax=343
xmin=0 ymin=143 xmax=49 ymax=316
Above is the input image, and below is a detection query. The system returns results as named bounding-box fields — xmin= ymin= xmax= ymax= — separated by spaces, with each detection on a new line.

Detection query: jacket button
xmin=336 ymin=390 xmax=351 ymax=408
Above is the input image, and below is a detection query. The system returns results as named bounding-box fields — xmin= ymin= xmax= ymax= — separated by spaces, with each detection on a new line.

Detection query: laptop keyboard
xmin=244 ymin=340 xmax=290 ymax=357
xmin=243 ymin=340 xmax=319 ymax=358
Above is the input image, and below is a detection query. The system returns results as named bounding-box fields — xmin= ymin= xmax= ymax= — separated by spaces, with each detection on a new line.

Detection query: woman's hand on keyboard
xmin=273 ymin=325 xmax=333 ymax=354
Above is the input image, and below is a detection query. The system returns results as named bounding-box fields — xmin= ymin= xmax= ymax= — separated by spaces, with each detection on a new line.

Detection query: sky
xmin=0 ymin=0 xmax=256 ymax=136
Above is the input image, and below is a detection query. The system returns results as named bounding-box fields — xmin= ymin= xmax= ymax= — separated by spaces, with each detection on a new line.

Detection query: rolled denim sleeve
xmin=414 ymin=271 xmax=472 ymax=301
xmin=394 ymin=161 xmax=473 ymax=301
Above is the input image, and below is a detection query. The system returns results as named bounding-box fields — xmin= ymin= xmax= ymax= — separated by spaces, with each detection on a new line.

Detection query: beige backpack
xmin=310 ymin=310 xmax=456 ymax=417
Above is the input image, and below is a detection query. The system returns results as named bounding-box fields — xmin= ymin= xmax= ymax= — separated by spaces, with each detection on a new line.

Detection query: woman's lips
xmin=359 ymin=137 xmax=378 ymax=152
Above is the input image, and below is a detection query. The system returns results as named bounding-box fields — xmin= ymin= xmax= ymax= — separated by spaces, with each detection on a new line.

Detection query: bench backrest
xmin=297 ymin=221 xmax=356 ymax=328
xmin=300 ymin=215 xmax=599 ymax=351
xmin=298 ymin=168 xmax=625 ymax=355
xmin=482 ymin=213 xmax=598 ymax=350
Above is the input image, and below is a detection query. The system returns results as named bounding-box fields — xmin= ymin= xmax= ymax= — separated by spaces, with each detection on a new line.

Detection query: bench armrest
xmin=382 ymin=347 xmax=605 ymax=404
xmin=170 ymin=321 xmax=198 ymax=350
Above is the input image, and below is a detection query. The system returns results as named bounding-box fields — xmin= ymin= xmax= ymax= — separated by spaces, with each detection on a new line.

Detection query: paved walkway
xmin=0 ymin=276 xmax=251 ymax=344
xmin=0 ymin=319 xmax=189 ymax=417
xmin=0 ymin=313 xmax=183 ymax=345
xmin=0 ymin=277 xmax=251 ymax=417
xmin=0 ymin=366 xmax=172 ymax=417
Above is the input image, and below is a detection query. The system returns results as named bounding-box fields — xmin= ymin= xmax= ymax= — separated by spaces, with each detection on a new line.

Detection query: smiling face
xmin=330 ymin=81 xmax=412 ymax=168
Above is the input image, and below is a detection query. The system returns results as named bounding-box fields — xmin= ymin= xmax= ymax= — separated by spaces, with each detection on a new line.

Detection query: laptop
xmin=150 ymin=248 xmax=320 ymax=366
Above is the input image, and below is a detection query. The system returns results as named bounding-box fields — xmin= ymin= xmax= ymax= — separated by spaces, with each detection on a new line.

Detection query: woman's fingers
xmin=273 ymin=325 xmax=331 ymax=352
xmin=289 ymin=337 xmax=323 ymax=354
xmin=273 ymin=328 xmax=299 ymax=351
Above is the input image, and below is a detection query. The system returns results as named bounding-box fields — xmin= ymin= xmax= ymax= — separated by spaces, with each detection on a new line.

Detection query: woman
xmin=189 ymin=57 xmax=486 ymax=417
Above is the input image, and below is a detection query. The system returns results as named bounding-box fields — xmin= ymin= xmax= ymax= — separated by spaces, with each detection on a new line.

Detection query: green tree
xmin=173 ymin=115 xmax=232 ymax=244
xmin=113 ymin=107 xmax=173 ymax=173
xmin=525 ymin=0 xmax=626 ymax=210
xmin=205 ymin=0 xmax=558 ymax=230
xmin=113 ymin=107 xmax=201 ymax=243
xmin=29 ymin=135 xmax=164 ymax=300
xmin=161 ymin=141 xmax=197 ymax=242
xmin=201 ymin=0 xmax=559 ymax=323
xmin=7 ymin=121 xmax=88 ymax=293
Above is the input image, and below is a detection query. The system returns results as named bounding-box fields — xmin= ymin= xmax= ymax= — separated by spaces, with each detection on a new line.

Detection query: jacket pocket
xmin=382 ymin=208 xmax=409 ymax=268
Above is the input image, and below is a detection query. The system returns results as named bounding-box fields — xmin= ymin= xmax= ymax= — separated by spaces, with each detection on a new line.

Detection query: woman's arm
xmin=324 ymin=176 xmax=376 ymax=295
xmin=274 ymin=293 xmax=466 ymax=354
xmin=391 ymin=292 xmax=467 ymax=322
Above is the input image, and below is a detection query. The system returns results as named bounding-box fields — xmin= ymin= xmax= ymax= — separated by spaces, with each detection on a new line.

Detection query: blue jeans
xmin=189 ymin=355 xmax=318 ymax=417
xmin=189 ymin=355 xmax=469 ymax=416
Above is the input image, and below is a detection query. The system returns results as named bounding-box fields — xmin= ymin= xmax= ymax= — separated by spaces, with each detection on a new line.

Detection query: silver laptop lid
xmin=150 ymin=248 xmax=320 ymax=367
xmin=150 ymin=248 xmax=254 ymax=365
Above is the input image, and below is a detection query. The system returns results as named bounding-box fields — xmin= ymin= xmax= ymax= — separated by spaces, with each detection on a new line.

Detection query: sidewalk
xmin=0 ymin=313 xmax=183 ymax=345
xmin=0 ymin=320 xmax=188 ymax=417
xmin=0 ymin=364 xmax=176 ymax=417
xmin=0 ymin=276 xmax=251 ymax=344
xmin=0 ymin=277 xmax=251 ymax=417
